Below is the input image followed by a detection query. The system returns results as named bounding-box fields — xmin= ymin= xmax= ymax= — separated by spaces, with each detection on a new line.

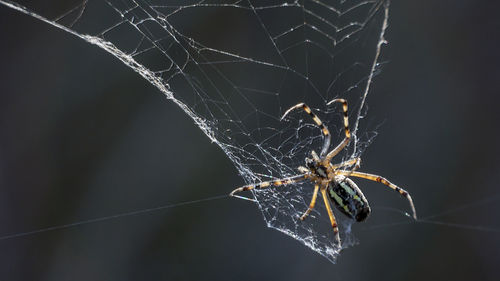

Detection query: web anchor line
xmin=0 ymin=194 xmax=229 ymax=241
xmin=365 ymin=217 xmax=500 ymax=234
xmin=363 ymin=196 xmax=500 ymax=234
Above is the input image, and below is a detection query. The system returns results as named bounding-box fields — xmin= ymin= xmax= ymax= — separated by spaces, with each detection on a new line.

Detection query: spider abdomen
xmin=328 ymin=177 xmax=371 ymax=222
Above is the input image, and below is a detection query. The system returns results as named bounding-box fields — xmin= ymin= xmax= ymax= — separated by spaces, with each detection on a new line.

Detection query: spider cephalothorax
xmin=304 ymin=153 xmax=328 ymax=179
xmin=230 ymin=99 xmax=416 ymax=247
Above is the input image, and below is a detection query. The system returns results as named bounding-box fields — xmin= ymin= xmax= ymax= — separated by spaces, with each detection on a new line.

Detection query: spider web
xmin=1 ymin=0 xmax=390 ymax=262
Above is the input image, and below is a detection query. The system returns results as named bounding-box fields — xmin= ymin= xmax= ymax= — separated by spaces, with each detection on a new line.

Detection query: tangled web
xmin=2 ymin=0 xmax=390 ymax=262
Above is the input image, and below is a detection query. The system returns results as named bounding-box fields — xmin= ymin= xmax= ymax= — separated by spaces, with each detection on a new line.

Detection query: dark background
xmin=1 ymin=1 xmax=500 ymax=280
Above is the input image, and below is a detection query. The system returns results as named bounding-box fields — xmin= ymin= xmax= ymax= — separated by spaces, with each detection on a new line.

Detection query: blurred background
xmin=0 ymin=1 xmax=499 ymax=280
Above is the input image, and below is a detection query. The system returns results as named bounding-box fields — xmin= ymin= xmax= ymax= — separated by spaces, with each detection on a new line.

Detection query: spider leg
xmin=320 ymin=187 xmax=341 ymax=245
xmin=300 ymin=184 xmax=320 ymax=221
xmin=281 ymin=103 xmax=331 ymax=157
xmin=229 ymin=174 xmax=308 ymax=196
xmin=298 ymin=166 xmax=309 ymax=173
xmin=337 ymin=170 xmax=417 ymax=219
xmin=331 ymin=157 xmax=361 ymax=170
xmin=310 ymin=150 xmax=320 ymax=161
xmin=325 ymin=99 xmax=351 ymax=163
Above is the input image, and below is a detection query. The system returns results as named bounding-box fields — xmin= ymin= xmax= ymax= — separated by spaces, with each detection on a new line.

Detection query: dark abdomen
xmin=327 ymin=177 xmax=371 ymax=222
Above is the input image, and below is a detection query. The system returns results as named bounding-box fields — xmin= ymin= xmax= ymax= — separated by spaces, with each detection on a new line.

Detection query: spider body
xmin=328 ymin=176 xmax=370 ymax=222
xmin=230 ymin=99 xmax=416 ymax=247
xmin=304 ymin=154 xmax=328 ymax=179
xmin=304 ymin=153 xmax=370 ymax=222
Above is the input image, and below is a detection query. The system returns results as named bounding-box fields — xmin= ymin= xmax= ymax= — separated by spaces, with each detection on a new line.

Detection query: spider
xmin=229 ymin=99 xmax=417 ymax=247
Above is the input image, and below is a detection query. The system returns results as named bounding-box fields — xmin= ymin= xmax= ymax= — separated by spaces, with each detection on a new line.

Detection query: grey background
xmin=1 ymin=1 xmax=499 ymax=280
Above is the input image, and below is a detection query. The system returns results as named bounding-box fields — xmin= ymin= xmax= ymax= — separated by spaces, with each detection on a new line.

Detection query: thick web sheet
xmin=1 ymin=0 xmax=390 ymax=262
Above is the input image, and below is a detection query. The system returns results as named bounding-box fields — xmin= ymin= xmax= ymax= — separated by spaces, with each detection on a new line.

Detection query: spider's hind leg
xmin=337 ymin=170 xmax=417 ymax=220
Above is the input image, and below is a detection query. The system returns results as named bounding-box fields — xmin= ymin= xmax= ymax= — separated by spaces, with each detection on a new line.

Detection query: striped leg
xmin=281 ymin=103 xmax=331 ymax=157
xmin=330 ymin=157 xmax=361 ymax=171
xmin=321 ymin=187 xmax=341 ymax=245
xmin=325 ymin=99 xmax=351 ymax=163
xmin=337 ymin=170 xmax=417 ymax=219
xmin=229 ymin=174 xmax=307 ymax=196
xmin=300 ymin=184 xmax=320 ymax=221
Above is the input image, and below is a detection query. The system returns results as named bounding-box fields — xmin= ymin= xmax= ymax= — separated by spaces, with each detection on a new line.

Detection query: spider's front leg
xmin=325 ymin=99 xmax=351 ymax=163
xmin=229 ymin=174 xmax=308 ymax=196
xmin=330 ymin=157 xmax=361 ymax=171
xmin=281 ymin=103 xmax=331 ymax=157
